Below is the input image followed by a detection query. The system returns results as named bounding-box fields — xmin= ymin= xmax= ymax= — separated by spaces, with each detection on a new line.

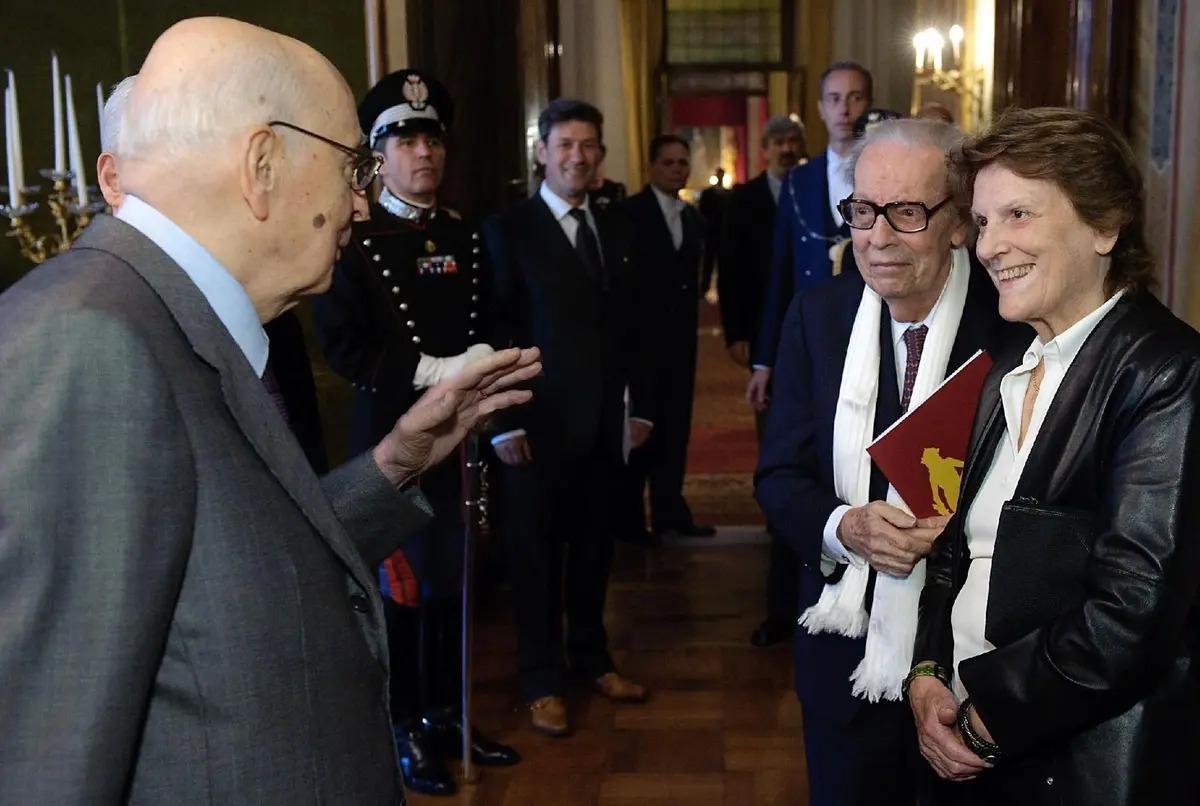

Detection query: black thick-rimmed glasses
xmin=268 ymin=120 xmax=382 ymax=191
xmin=838 ymin=196 xmax=953 ymax=234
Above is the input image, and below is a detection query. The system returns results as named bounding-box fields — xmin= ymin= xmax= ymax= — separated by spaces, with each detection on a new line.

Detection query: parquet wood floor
xmin=411 ymin=542 xmax=808 ymax=806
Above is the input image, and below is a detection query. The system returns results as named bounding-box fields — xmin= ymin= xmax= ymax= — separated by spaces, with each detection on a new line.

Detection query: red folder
xmin=866 ymin=350 xmax=993 ymax=519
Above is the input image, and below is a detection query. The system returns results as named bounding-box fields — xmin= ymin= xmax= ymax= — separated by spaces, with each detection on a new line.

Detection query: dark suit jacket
xmin=0 ymin=215 xmax=435 ymax=804
xmin=753 ymin=154 xmax=847 ymax=368
xmin=264 ymin=309 xmax=328 ymax=474
xmin=622 ymin=186 xmax=705 ymax=370
xmin=917 ymin=290 xmax=1200 ymax=804
xmin=718 ymin=172 xmax=777 ymax=351
xmin=483 ymin=193 xmax=654 ymax=461
xmin=754 ymin=254 xmax=1029 ymax=724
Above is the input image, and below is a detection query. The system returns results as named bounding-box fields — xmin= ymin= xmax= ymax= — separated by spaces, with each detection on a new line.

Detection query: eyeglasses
xmin=838 ymin=196 xmax=953 ymax=233
xmin=267 ymin=120 xmax=383 ymax=192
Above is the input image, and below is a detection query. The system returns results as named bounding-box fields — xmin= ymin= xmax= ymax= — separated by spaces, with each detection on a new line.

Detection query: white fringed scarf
xmin=799 ymin=246 xmax=971 ymax=702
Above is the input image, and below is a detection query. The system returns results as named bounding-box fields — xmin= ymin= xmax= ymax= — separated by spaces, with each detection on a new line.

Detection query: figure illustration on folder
xmin=920 ymin=447 xmax=964 ymax=516
xmin=868 ymin=350 xmax=992 ymax=519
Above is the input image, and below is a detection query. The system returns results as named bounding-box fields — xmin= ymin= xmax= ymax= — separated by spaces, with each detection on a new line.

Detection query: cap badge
xmin=403 ymin=75 xmax=430 ymax=110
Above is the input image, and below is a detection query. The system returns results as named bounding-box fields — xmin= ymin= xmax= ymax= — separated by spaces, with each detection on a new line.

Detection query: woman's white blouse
xmin=951 ymin=290 xmax=1125 ymax=701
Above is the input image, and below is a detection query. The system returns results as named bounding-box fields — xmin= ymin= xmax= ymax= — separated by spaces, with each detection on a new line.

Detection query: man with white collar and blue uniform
xmin=746 ymin=61 xmax=873 ymax=411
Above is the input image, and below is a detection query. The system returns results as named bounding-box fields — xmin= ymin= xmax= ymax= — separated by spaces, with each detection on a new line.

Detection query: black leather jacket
xmin=916 ymin=289 xmax=1200 ymax=805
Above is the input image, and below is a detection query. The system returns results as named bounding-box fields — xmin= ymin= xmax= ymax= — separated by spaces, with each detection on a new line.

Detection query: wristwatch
xmin=958 ymin=698 xmax=1002 ymax=765
xmin=902 ymin=662 xmax=952 ymax=700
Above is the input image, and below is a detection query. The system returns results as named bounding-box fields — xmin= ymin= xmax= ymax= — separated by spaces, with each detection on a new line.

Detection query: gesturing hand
xmin=909 ymin=674 xmax=989 ymax=781
xmin=373 ymin=347 xmax=541 ymax=487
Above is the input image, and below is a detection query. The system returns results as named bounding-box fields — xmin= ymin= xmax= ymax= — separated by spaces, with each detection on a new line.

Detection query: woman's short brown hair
xmin=949 ymin=107 xmax=1155 ymax=294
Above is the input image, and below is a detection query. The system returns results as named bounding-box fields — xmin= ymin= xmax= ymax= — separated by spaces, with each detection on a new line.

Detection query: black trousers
xmin=802 ymin=699 xmax=932 ymax=806
xmin=623 ymin=350 xmax=697 ymax=532
xmin=757 ymin=406 xmax=798 ymax=625
xmin=499 ymin=442 xmax=620 ymax=701
xmin=383 ymin=596 xmax=463 ymax=726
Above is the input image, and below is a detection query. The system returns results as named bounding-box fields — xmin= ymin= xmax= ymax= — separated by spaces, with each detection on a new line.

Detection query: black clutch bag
xmin=984 ymin=498 xmax=1096 ymax=648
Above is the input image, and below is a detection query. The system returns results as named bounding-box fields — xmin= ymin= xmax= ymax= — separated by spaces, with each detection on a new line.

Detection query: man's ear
xmin=240 ymin=126 xmax=278 ymax=221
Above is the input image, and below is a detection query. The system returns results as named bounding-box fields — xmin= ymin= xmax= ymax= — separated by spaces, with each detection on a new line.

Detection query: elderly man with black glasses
xmin=753 ymin=118 xmax=1029 ymax=806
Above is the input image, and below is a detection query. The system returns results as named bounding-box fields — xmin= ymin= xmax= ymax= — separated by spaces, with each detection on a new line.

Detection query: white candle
xmin=64 ymin=75 xmax=88 ymax=206
xmin=7 ymin=70 xmax=25 ymax=195
xmin=96 ymin=82 xmax=105 ymax=135
xmin=5 ymin=88 xmax=18 ymax=209
xmin=51 ymin=53 xmax=65 ymax=174
xmin=913 ymin=33 xmax=925 ymax=71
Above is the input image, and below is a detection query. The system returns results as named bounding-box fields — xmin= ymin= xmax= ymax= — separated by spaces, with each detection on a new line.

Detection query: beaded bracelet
xmin=958 ymin=697 xmax=1002 ymax=765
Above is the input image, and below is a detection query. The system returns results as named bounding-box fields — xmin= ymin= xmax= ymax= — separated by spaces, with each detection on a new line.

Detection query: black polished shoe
xmin=750 ymin=618 xmax=796 ymax=648
xmin=394 ymin=724 xmax=457 ymax=796
xmin=424 ymin=716 xmax=522 ymax=767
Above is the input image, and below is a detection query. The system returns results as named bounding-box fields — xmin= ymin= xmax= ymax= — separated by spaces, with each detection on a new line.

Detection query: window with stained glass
xmin=665 ymin=0 xmax=784 ymax=66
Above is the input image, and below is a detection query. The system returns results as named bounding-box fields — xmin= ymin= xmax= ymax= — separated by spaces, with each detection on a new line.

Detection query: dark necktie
xmin=568 ymin=208 xmax=602 ymax=281
xmin=262 ymin=362 xmax=290 ymax=425
xmin=900 ymin=325 xmax=928 ymax=413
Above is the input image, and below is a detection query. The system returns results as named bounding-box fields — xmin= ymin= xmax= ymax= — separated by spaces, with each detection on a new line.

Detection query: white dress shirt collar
xmin=826 ymin=147 xmax=853 ymax=226
xmin=116 ymin=194 xmax=269 ymax=377
xmin=539 ymin=180 xmax=591 ymax=222
xmin=766 ymin=170 xmax=783 ymax=203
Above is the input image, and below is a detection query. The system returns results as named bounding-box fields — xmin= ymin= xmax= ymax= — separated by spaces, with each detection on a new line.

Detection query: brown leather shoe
xmin=594 ymin=672 xmax=649 ymax=702
xmin=529 ymin=696 xmax=569 ymax=736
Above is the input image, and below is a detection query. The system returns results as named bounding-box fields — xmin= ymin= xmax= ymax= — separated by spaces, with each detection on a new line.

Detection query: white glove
xmin=412 ymin=343 xmax=496 ymax=389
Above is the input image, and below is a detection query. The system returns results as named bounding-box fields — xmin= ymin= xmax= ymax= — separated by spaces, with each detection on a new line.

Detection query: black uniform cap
xmin=853 ymin=108 xmax=905 ymax=138
xmin=359 ymin=69 xmax=455 ymax=150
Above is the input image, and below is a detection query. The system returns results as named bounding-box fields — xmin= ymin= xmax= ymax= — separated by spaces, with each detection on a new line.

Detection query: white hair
xmin=100 ymin=75 xmax=136 ymax=154
xmin=844 ymin=118 xmax=964 ymax=189
xmin=117 ymin=42 xmax=311 ymax=161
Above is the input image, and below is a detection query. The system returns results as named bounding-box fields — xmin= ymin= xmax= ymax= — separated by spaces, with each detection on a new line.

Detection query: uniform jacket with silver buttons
xmin=314 ymin=201 xmax=494 ymax=459
xmin=917 ymin=289 xmax=1200 ymax=805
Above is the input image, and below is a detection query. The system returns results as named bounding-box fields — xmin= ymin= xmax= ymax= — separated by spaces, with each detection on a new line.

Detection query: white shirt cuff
xmin=490 ymin=429 xmax=527 ymax=445
xmin=752 ymin=364 xmax=770 ymax=372
xmin=822 ymin=504 xmax=857 ymax=564
xmin=630 ymin=418 xmax=653 ymax=428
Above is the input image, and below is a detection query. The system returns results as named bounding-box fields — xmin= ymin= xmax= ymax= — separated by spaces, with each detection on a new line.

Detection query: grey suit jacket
xmin=0 ymin=216 xmax=433 ymax=805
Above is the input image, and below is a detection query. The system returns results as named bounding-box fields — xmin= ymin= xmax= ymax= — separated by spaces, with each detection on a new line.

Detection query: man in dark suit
xmin=620 ymin=134 xmax=715 ymax=542
xmin=754 ymin=119 xmax=1029 ymax=806
xmin=484 ymin=98 xmax=653 ymax=737
xmin=718 ymin=115 xmax=806 ymax=646
xmin=0 ymin=17 xmax=540 ymax=806
xmin=313 ymin=69 xmax=519 ymax=796
xmin=746 ymin=61 xmax=873 ymax=410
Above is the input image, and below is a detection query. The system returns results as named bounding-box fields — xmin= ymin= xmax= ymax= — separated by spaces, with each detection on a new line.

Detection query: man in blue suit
xmin=754 ymin=119 xmax=1028 ymax=805
xmin=746 ymin=61 xmax=872 ymax=410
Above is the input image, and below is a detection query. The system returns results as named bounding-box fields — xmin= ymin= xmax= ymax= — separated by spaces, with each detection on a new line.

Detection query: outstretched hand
xmin=373 ymin=347 xmax=541 ymax=487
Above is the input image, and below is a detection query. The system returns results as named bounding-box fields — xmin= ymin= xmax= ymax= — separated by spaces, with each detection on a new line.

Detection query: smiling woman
xmin=910 ymin=107 xmax=1200 ymax=806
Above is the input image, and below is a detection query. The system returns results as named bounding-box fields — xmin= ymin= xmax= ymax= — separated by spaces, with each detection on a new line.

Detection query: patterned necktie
xmin=900 ymin=325 xmax=929 ymax=413
xmin=262 ymin=362 xmax=290 ymax=425
xmin=568 ymin=208 xmax=602 ymax=280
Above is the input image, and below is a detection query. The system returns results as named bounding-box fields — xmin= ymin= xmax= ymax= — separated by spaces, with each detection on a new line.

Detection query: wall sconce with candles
xmin=2 ymin=53 xmax=108 ymax=265
xmin=910 ymin=24 xmax=984 ymax=128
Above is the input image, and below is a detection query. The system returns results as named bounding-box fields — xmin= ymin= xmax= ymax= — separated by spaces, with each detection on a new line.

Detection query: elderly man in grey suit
xmin=0 ymin=17 xmax=540 ymax=806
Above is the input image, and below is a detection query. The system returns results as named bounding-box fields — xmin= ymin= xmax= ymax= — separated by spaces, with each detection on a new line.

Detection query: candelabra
xmin=911 ymin=25 xmax=985 ymax=130
xmin=1 ymin=170 xmax=106 ymax=264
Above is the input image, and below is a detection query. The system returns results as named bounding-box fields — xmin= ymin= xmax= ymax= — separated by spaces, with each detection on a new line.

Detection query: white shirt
xmin=652 ymin=184 xmax=685 ymax=249
xmin=766 ymin=170 xmax=784 ymax=204
xmin=950 ymin=290 xmax=1125 ymax=700
xmin=539 ymin=180 xmax=601 ymax=259
xmin=821 ymin=303 xmax=940 ymax=562
xmin=826 ymin=147 xmax=852 ymax=227
xmin=115 ymin=194 xmax=269 ymax=377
